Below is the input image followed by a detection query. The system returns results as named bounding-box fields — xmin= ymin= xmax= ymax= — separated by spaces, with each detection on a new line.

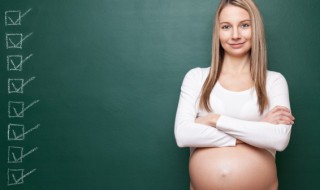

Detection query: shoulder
xmin=266 ymin=70 xmax=289 ymax=91
xmin=181 ymin=67 xmax=210 ymax=91
xmin=184 ymin=66 xmax=210 ymax=83
xmin=266 ymin=70 xmax=285 ymax=78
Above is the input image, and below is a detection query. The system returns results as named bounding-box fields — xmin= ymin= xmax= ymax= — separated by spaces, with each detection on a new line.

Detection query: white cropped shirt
xmin=174 ymin=67 xmax=292 ymax=157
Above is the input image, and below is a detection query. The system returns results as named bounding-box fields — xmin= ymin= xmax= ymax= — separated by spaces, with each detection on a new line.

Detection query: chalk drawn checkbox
xmin=5 ymin=9 xmax=31 ymax=26
xmin=8 ymin=79 xmax=24 ymax=93
xmin=7 ymin=168 xmax=36 ymax=186
xmin=5 ymin=11 xmax=21 ymax=25
xmin=8 ymin=123 xmax=40 ymax=141
xmin=6 ymin=34 xmax=23 ymax=49
xmin=7 ymin=169 xmax=24 ymax=186
xmin=8 ymin=102 xmax=24 ymax=118
xmin=8 ymin=100 xmax=39 ymax=118
xmin=8 ymin=77 xmax=35 ymax=94
xmin=6 ymin=33 xmax=33 ymax=49
xmin=8 ymin=146 xmax=23 ymax=163
xmin=8 ymin=146 xmax=38 ymax=163
xmin=7 ymin=54 xmax=33 ymax=71
xmin=8 ymin=124 xmax=25 ymax=141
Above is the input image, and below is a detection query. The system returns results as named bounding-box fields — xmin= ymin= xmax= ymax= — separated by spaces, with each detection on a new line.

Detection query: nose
xmin=232 ymin=27 xmax=241 ymax=40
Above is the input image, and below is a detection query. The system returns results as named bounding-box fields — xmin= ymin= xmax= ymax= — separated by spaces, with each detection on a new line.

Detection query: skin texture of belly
xmin=189 ymin=144 xmax=278 ymax=190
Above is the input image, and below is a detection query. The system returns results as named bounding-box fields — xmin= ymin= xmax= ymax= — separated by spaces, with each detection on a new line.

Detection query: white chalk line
xmin=8 ymin=76 xmax=36 ymax=93
xmin=20 ymin=8 xmax=32 ymax=18
xmin=11 ymin=147 xmax=38 ymax=162
xmin=18 ymin=33 xmax=33 ymax=46
xmin=22 ymin=54 xmax=33 ymax=64
xmin=6 ymin=33 xmax=33 ymax=48
xmin=15 ymin=124 xmax=40 ymax=140
xmin=12 ymin=130 xmax=18 ymax=139
xmin=8 ymin=54 xmax=33 ymax=71
xmin=12 ymin=100 xmax=39 ymax=117
xmin=9 ymin=168 xmax=36 ymax=185
xmin=11 ymin=173 xmax=21 ymax=185
xmin=5 ymin=10 xmax=20 ymax=26
xmin=5 ymin=9 xmax=32 ymax=26
xmin=6 ymin=16 xmax=17 ymax=25
xmin=8 ymin=146 xmax=22 ymax=163
xmin=8 ymin=124 xmax=24 ymax=141
xmin=15 ymin=169 xmax=36 ymax=184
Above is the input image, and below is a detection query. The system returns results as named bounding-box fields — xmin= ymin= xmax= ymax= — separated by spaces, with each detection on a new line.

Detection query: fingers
xmin=274 ymin=110 xmax=294 ymax=120
xmin=275 ymin=116 xmax=294 ymax=125
xmin=271 ymin=106 xmax=295 ymax=125
xmin=262 ymin=106 xmax=295 ymax=125
xmin=271 ymin=106 xmax=291 ymax=114
xmin=268 ymin=118 xmax=292 ymax=125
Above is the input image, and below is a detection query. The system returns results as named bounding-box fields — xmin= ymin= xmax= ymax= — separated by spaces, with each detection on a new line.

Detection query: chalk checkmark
xmin=13 ymin=169 xmax=36 ymax=184
xmin=9 ymin=124 xmax=40 ymax=141
xmin=8 ymin=169 xmax=36 ymax=186
xmin=8 ymin=77 xmax=35 ymax=94
xmin=7 ymin=54 xmax=33 ymax=71
xmin=6 ymin=33 xmax=33 ymax=49
xmin=9 ymin=146 xmax=38 ymax=163
xmin=5 ymin=9 xmax=32 ymax=26
xmin=8 ymin=100 xmax=40 ymax=118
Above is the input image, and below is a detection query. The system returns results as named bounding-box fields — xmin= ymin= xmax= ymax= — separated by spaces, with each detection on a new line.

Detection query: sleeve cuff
xmin=216 ymin=115 xmax=230 ymax=130
xmin=227 ymin=137 xmax=237 ymax=147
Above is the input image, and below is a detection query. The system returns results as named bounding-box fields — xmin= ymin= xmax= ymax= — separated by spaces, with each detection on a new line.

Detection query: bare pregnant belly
xmin=189 ymin=144 xmax=278 ymax=190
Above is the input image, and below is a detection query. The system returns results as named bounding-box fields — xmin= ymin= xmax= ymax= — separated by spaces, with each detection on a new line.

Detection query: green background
xmin=0 ymin=0 xmax=319 ymax=189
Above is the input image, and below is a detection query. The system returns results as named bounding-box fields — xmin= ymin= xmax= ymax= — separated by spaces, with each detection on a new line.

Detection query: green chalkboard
xmin=0 ymin=0 xmax=319 ymax=189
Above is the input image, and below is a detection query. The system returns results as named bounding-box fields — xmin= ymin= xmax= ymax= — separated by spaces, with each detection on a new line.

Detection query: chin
xmin=225 ymin=50 xmax=251 ymax=57
xmin=228 ymin=46 xmax=251 ymax=56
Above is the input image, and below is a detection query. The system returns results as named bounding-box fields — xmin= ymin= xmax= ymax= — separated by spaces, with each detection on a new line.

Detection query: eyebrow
xmin=219 ymin=19 xmax=251 ymax=24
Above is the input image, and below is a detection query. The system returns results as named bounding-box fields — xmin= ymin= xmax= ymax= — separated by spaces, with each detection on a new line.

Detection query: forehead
xmin=219 ymin=5 xmax=250 ymax=23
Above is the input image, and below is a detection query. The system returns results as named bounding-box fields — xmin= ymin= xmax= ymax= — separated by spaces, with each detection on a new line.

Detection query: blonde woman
xmin=174 ymin=0 xmax=294 ymax=189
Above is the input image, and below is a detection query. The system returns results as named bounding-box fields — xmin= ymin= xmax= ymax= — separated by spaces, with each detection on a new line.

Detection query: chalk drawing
xmin=8 ymin=146 xmax=38 ymax=163
xmin=5 ymin=6 xmax=38 ymax=187
xmin=7 ymin=54 xmax=33 ymax=71
xmin=8 ymin=100 xmax=39 ymax=118
xmin=6 ymin=33 xmax=33 ymax=49
xmin=8 ymin=77 xmax=35 ymax=94
xmin=7 ymin=168 xmax=36 ymax=186
xmin=5 ymin=9 xmax=32 ymax=26
xmin=8 ymin=123 xmax=40 ymax=141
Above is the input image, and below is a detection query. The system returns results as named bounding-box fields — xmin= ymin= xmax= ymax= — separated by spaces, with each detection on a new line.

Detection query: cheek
xmin=219 ymin=31 xmax=230 ymax=43
xmin=241 ymin=29 xmax=252 ymax=40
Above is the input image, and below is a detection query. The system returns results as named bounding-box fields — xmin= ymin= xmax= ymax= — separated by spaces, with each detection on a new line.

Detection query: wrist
xmin=208 ymin=114 xmax=220 ymax=127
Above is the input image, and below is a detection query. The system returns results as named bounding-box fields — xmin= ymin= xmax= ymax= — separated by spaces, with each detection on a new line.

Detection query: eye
xmin=221 ymin=25 xmax=231 ymax=30
xmin=241 ymin=23 xmax=250 ymax=29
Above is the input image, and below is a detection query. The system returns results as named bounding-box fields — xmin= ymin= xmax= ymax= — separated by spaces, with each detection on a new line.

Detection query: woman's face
xmin=219 ymin=5 xmax=252 ymax=58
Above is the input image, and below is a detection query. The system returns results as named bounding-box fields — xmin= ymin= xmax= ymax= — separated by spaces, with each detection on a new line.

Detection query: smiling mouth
xmin=229 ymin=42 xmax=245 ymax=45
xmin=229 ymin=42 xmax=245 ymax=48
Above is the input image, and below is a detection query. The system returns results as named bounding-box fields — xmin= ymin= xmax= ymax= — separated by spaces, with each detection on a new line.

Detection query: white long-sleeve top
xmin=174 ymin=67 xmax=292 ymax=157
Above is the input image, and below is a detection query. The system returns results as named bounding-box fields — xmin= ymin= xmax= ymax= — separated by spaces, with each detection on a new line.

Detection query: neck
xmin=221 ymin=53 xmax=250 ymax=74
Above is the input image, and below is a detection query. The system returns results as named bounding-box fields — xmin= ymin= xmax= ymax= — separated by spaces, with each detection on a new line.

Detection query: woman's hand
xmin=260 ymin=106 xmax=295 ymax=125
xmin=236 ymin=139 xmax=244 ymax=145
xmin=194 ymin=113 xmax=220 ymax=127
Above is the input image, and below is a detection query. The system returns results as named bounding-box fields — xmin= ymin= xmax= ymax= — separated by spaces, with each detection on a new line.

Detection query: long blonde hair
xmin=199 ymin=0 xmax=268 ymax=114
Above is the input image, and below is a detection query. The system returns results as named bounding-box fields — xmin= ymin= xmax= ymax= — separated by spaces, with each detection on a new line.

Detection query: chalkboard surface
xmin=1 ymin=0 xmax=319 ymax=189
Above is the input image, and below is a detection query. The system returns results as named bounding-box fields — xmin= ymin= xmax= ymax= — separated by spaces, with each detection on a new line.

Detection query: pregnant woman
xmin=174 ymin=0 xmax=294 ymax=189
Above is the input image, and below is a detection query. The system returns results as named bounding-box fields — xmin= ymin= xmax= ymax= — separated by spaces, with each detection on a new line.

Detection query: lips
xmin=229 ymin=42 xmax=245 ymax=49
